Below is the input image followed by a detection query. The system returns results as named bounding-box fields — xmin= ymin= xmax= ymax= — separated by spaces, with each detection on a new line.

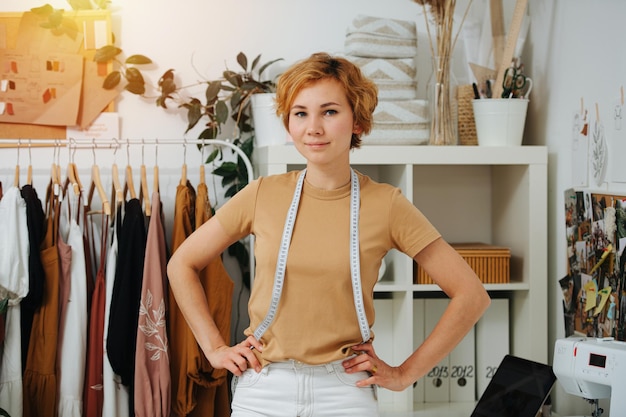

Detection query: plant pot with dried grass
xmin=413 ymin=0 xmax=473 ymax=145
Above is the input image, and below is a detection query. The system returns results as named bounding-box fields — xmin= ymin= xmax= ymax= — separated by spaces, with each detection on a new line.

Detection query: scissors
xmin=501 ymin=65 xmax=533 ymax=99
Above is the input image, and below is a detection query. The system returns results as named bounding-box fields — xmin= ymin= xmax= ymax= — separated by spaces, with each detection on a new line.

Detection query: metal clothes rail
xmin=0 ymin=137 xmax=256 ymax=286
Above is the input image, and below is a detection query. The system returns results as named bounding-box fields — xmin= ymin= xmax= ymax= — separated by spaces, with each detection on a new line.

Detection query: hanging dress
xmin=135 ymin=190 xmax=170 ymax=417
xmin=169 ymin=181 xmax=233 ymax=417
xmin=107 ymin=197 xmax=147 ymax=415
xmin=0 ymin=186 xmax=29 ymax=417
xmin=102 ymin=204 xmax=130 ymax=417
xmin=58 ymin=190 xmax=89 ymax=417
xmin=84 ymin=212 xmax=109 ymax=417
xmin=23 ymin=182 xmax=62 ymax=417
xmin=19 ymin=184 xmax=45 ymax=372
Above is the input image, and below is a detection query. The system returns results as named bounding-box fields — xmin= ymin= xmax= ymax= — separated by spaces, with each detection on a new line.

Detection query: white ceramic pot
xmin=250 ymin=93 xmax=289 ymax=147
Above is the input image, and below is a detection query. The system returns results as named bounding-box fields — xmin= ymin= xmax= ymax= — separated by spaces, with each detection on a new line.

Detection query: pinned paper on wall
xmin=571 ymin=97 xmax=589 ymax=187
xmin=562 ymin=188 xmax=626 ymax=340
xmin=0 ymin=50 xmax=83 ymax=125
xmin=591 ymin=103 xmax=608 ymax=187
xmin=610 ymin=86 xmax=626 ymax=183
xmin=0 ymin=9 xmax=115 ymax=138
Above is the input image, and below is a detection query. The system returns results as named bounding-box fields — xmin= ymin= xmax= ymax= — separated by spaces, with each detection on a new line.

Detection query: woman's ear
xmin=353 ymin=124 xmax=363 ymax=135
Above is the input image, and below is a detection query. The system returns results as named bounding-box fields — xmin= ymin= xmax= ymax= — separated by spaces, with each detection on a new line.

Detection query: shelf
xmin=253 ymin=143 xmax=548 ymax=413
xmin=254 ymin=144 xmax=548 ymax=166
xmin=373 ymin=282 xmax=530 ymax=292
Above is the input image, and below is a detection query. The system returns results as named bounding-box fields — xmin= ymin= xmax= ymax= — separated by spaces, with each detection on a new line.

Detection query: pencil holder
xmin=457 ymin=84 xmax=478 ymax=146
xmin=472 ymin=98 xmax=529 ymax=146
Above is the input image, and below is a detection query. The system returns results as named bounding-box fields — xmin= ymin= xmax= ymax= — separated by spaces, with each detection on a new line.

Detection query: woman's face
xmin=287 ymin=78 xmax=361 ymax=168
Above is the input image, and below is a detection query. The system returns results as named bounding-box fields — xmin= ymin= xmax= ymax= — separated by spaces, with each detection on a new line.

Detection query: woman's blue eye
xmin=294 ymin=111 xmax=306 ymax=117
xmin=324 ymin=109 xmax=337 ymax=116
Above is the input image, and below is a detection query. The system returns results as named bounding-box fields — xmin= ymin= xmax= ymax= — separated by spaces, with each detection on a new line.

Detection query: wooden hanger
xmin=199 ymin=140 xmax=206 ymax=185
xmin=64 ymin=143 xmax=83 ymax=195
xmin=180 ymin=140 xmax=188 ymax=186
xmin=180 ymin=163 xmax=187 ymax=186
xmin=13 ymin=142 xmax=20 ymax=187
xmin=153 ymin=141 xmax=159 ymax=194
xmin=125 ymin=165 xmax=137 ymax=199
xmin=25 ymin=140 xmax=32 ymax=185
xmin=140 ymin=163 xmax=151 ymax=216
xmin=89 ymin=164 xmax=111 ymax=216
xmin=66 ymin=162 xmax=81 ymax=195
xmin=47 ymin=140 xmax=62 ymax=198
xmin=13 ymin=163 xmax=19 ymax=188
xmin=124 ymin=141 xmax=137 ymax=199
xmin=111 ymin=162 xmax=123 ymax=207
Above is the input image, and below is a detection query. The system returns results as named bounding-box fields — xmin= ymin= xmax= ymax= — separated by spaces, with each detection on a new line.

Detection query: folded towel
xmin=347 ymin=14 xmax=417 ymax=40
xmin=375 ymin=80 xmax=418 ymax=100
xmin=374 ymin=100 xmax=429 ymax=124
xmin=345 ymin=32 xmax=417 ymax=58
xmin=363 ymin=99 xmax=429 ymax=145
xmin=347 ymin=57 xmax=416 ymax=81
xmin=364 ymin=123 xmax=430 ymax=145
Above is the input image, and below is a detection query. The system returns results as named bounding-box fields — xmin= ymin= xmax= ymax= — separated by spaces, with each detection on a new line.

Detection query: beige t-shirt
xmin=215 ymin=170 xmax=440 ymax=366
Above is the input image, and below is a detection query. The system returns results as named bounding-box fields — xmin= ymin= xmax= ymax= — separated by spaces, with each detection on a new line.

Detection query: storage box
xmin=415 ymin=243 xmax=510 ymax=284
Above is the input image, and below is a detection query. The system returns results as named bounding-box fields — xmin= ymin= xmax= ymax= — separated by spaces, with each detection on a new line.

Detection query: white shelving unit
xmin=253 ymin=144 xmax=548 ymax=414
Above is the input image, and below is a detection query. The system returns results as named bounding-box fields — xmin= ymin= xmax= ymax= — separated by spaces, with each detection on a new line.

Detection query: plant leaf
xmin=205 ymin=81 xmax=221 ymax=104
xmin=206 ymin=148 xmax=220 ymax=164
xmin=250 ymin=54 xmax=261 ymax=72
xmin=158 ymin=69 xmax=175 ymax=85
xmin=215 ymin=100 xmax=229 ymax=125
xmin=236 ymin=52 xmax=247 ymax=71
xmin=258 ymin=58 xmax=284 ymax=78
xmin=185 ymin=98 xmax=203 ymax=133
xmin=213 ymin=161 xmax=238 ymax=176
xmin=223 ymin=70 xmax=242 ymax=88
xmin=159 ymin=77 xmax=176 ymax=97
xmin=126 ymin=54 xmax=152 ymax=65
xmin=125 ymin=67 xmax=144 ymax=84
xmin=68 ymin=0 xmax=94 ymax=10
xmin=102 ymin=71 xmax=121 ymax=89
xmin=48 ymin=10 xmax=64 ymax=28
xmin=94 ymin=45 xmax=122 ymax=63
xmin=199 ymin=127 xmax=218 ymax=140
xmin=31 ymin=4 xmax=54 ymax=15
xmin=125 ymin=80 xmax=145 ymax=95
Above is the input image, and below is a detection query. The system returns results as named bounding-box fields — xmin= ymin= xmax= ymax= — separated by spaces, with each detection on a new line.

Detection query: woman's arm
xmin=167 ymin=217 xmax=263 ymax=374
xmin=344 ymin=237 xmax=491 ymax=390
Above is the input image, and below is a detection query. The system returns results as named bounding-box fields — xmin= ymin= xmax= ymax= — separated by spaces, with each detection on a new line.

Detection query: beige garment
xmin=215 ymin=171 xmax=440 ymax=366
xmin=135 ymin=191 xmax=170 ymax=417
xmin=169 ymin=182 xmax=233 ymax=417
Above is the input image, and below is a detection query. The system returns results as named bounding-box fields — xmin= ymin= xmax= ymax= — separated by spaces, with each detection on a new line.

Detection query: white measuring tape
xmin=253 ymin=168 xmax=371 ymax=343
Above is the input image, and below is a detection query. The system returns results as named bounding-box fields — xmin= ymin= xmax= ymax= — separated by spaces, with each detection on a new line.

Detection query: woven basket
xmin=457 ymin=84 xmax=478 ymax=146
xmin=415 ymin=243 xmax=510 ymax=284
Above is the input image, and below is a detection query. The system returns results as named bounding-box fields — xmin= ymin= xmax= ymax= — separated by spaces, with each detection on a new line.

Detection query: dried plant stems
xmin=415 ymin=0 xmax=473 ymax=145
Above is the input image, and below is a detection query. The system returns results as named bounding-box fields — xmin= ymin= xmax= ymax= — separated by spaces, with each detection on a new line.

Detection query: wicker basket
xmin=457 ymin=84 xmax=478 ymax=146
xmin=415 ymin=242 xmax=510 ymax=284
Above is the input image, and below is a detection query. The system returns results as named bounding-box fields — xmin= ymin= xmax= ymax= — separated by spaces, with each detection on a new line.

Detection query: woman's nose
xmin=307 ymin=117 xmax=323 ymax=135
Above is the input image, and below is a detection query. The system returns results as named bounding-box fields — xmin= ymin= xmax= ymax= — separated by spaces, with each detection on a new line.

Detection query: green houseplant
xmin=95 ymin=48 xmax=282 ymax=286
xmin=32 ymin=2 xmax=283 ymax=286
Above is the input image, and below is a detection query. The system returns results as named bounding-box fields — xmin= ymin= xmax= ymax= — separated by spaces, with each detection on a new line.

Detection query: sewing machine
xmin=553 ymin=337 xmax=626 ymax=416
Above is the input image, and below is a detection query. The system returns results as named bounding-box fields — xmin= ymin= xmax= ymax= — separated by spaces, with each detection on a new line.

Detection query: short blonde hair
xmin=275 ymin=52 xmax=378 ymax=148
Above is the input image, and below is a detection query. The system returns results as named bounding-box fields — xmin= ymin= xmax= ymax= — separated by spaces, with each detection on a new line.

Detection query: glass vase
xmin=427 ymin=55 xmax=458 ymax=146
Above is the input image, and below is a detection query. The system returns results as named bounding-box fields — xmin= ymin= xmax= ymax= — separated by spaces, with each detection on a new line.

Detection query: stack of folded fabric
xmin=344 ymin=14 xmax=430 ymax=145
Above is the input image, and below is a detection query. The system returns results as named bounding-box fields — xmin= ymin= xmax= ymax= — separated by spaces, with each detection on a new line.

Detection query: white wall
xmin=2 ymin=0 xmax=625 ymax=415
xmin=526 ymin=1 xmax=626 ymax=415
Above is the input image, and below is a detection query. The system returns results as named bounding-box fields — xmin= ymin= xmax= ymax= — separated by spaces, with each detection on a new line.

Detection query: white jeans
xmin=231 ymin=358 xmax=379 ymax=417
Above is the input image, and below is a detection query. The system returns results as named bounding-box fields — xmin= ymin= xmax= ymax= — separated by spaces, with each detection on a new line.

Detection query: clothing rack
xmin=0 ymin=138 xmax=254 ymax=183
xmin=0 ymin=137 xmax=256 ymax=287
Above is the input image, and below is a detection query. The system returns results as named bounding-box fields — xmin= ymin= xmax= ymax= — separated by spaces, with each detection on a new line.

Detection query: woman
xmin=167 ymin=52 xmax=490 ymax=416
